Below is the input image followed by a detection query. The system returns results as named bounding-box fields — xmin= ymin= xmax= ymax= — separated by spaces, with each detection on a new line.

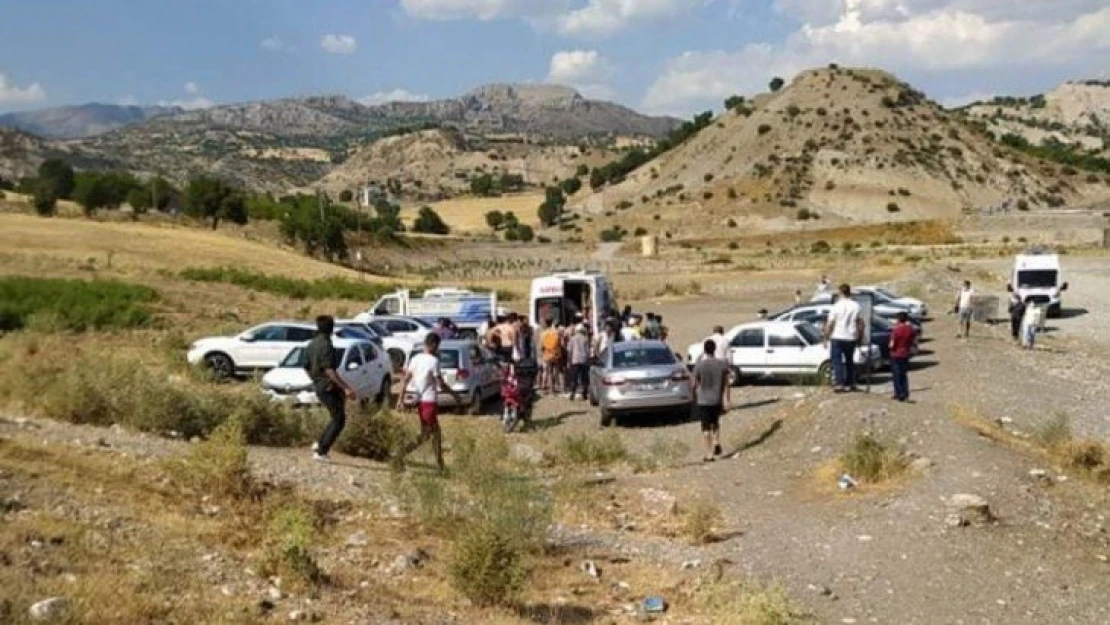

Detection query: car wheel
xmin=600 ymin=407 xmax=615 ymax=428
xmin=817 ymin=361 xmax=833 ymax=386
xmin=376 ymin=376 xmax=392 ymax=406
xmin=387 ymin=349 xmax=405 ymax=373
xmin=729 ymin=366 xmax=742 ymax=387
xmin=204 ymin=352 xmax=234 ymax=380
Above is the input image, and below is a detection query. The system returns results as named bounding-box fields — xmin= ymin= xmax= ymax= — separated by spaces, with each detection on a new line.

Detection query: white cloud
xmin=260 ymin=36 xmax=285 ymax=52
xmin=321 ymin=34 xmax=358 ymax=55
xmin=160 ymin=82 xmax=214 ymax=110
xmin=546 ymin=49 xmax=617 ymax=99
xmin=0 ymin=72 xmax=46 ymax=106
xmin=644 ymin=2 xmax=1110 ymax=114
xmin=556 ymin=0 xmax=705 ymax=37
xmin=399 ymin=0 xmax=568 ymax=20
xmin=358 ymin=89 xmax=432 ymax=105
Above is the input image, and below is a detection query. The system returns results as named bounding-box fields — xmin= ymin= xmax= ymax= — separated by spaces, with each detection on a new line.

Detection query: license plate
xmin=635 ymin=383 xmax=664 ymax=391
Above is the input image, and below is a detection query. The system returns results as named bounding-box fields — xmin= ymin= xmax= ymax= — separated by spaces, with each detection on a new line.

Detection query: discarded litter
xmin=837 ymin=474 xmax=858 ymax=490
xmin=641 ymin=596 xmax=667 ymax=614
xmin=580 ymin=560 xmax=601 ymax=579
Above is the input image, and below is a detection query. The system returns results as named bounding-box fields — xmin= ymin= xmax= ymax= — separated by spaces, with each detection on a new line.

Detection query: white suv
xmin=186 ymin=321 xmax=364 ymax=379
xmin=686 ymin=321 xmax=880 ymax=384
xmin=261 ymin=338 xmax=391 ymax=407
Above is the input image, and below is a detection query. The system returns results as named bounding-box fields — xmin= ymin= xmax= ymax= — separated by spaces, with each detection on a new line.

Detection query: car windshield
xmin=280 ymin=346 xmax=345 ymax=369
xmin=875 ymin=288 xmax=900 ymax=300
xmin=406 ymin=317 xmax=433 ymax=329
xmin=410 ymin=349 xmax=461 ymax=370
xmin=866 ymin=290 xmax=894 ymax=304
xmin=795 ymin=324 xmax=822 ymax=345
xmin=368 ymin=321 xmax=393 ymax=336
xmin=871 ymin=316 xmax=893 ymax=331
xmin=338 ymin=324 xmax=373 ymax=338
xmin=1017 ymin=270 xmax=1058 ymax=288
xmin=612 ymin=347 xmax=675 ymax=369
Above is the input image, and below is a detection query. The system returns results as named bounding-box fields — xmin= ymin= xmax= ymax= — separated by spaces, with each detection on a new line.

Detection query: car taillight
xmin=670 ymin=370 xmax=689 ymax=382
xmin=456 ymin=369 xmax=470 ymax=380
xmin=602 ymin=375 xmax=626 ymax=386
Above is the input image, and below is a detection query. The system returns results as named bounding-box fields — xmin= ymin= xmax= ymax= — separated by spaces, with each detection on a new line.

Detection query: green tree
xmin=560 ymin=177 xmax=582 ymax=195
xmin=37 ymin=158 xmax=75 ymax=199
xmin=184 ymin=176 xmax=247 ymax=230
xmin=413 ymin=206 xmax=450 ymax=235
xmin=32 ymin=180 xmax=57 ymax=217
xmin=769 ymin=77 xmax=785 ymax=92
xmin=575 ymin=164 xmax=589 ymax=177
xmin=126 ymin=187 xmax=152 ymax=215
xmin=514 ymin=224 xmax=534 ymax=243
xmin=537 ymin=186 xmax=565 ymax=227
xmin=72 ymin=173 xmax=113 ymax=216
xmin=485 ymin=210 xmax=505 ymax=231
xmin=724 ymin=95 xmax=745 ymax=110
xmin=499 ymin=173 xmax=524 ymax=193
xmin=502 ymin=211 xmax=519 ymax=228
xmin=339 ymin=189 xmax=354 ymax=202
xmin=470 ymin=174 xmax=494 ymax=197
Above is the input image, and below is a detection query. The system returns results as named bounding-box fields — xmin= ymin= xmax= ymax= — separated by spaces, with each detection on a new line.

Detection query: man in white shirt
xmin=396 ymin=333 xmax=460 ymax=473
xmin=814 ymin=275 xmax=831 ymax=297
xmin=823 ymin=284 xmax=864 ymax=392
xmin=954 ymin=280 xmax=974 ymax=339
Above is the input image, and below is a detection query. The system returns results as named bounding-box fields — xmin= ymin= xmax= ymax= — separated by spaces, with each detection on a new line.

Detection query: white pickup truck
xmin=356 ymin=288 xmax=497 ymax=336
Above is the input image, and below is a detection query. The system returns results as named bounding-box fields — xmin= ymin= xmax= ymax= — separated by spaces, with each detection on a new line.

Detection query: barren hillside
xmin=575 ymin=68 xmax=1110 ymax=238
xmin=959 ymin=81 xmax=1110 ymax=157
xmin=316 ymin=128 xmax=621 ymax=199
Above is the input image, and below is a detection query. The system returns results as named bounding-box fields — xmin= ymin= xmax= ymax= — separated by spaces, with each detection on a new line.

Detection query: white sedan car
xmin=261 ymin=338 xmax=392 ymax=407
xmin=686 ymin=321 xmax=880 ymax=384
xmin=854 ymin=286 xmax=928 ymax=319
xmin=186 ymin=321 xmax=367 ymax=379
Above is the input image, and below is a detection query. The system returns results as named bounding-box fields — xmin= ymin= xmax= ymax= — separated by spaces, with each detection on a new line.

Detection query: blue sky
xmin=1 ymin=0 xmax=1107 ymax=116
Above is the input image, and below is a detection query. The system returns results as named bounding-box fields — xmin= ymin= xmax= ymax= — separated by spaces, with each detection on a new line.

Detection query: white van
xmin=529 ymin=270 xmax=616 ymax=334
xmin=1012 ymin=251 xmax=1067 ymax=317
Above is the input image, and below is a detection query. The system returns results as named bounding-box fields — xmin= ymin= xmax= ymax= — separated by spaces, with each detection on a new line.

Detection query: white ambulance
xmin=529 ymin=270 xmax=616 ymax=334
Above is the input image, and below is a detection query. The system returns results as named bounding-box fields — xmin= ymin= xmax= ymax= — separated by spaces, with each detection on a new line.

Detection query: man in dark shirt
xmin=888 ymin=312 xmax=916 ymax=403
xmin=307 ymin=315 xmax=357 ymax=461
xmin=692 ymin=339 xmax=731 ymax=462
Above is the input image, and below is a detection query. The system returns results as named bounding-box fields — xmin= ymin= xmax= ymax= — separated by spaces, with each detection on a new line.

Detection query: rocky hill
xmin=957 ymin=81 xmax=1109 ymax=157
xmin=575 ymin=68 xmax=1110 ymax=237
xmin=0 ymin=85 xmax=678 ymax=194
xmin=315 ymin=127 xmax=628 ymax=199
xmin=0 ymin=103 xmax=181 ymax=139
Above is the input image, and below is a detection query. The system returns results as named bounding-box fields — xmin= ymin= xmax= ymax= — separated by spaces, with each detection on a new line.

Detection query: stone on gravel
xmin=390 ymin=548 xmax=429 ymax=574
xmin=265 ymin=586 xmax=284 ymax=601
xmin=510 ymin=443 xmax=547 ymax=466
xmin=947 ymin=494 xmax=994 ymax=526
xmin=289 ymin=610 xmax=308 ymax=621
xmin=681 ymin=559 xmax=701 ymax=570
xmin=909 ymin=457 xmax=934 ymax=472
xmin=29 ymin=597 xmax=69 ymax=621
xmin=639 ymin=488 xmax=679 ymax=516
xmin=346 ymin=532 xmax=368 ymax=547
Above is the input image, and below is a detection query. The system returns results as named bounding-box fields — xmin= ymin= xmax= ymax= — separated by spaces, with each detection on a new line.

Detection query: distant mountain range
xmin=0 ymin=103 xmax=182 ymax=139
xmin=0 ymin=84 xmax=681 ymax=192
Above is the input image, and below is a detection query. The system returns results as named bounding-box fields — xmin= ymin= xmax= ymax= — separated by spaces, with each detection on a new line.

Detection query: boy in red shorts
xmin=396 ymin=333 xmax=460 ymax=473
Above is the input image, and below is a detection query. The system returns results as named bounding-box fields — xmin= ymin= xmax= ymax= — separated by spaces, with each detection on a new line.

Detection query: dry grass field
xmin=407 ymin=193 xmax=544 ymax=233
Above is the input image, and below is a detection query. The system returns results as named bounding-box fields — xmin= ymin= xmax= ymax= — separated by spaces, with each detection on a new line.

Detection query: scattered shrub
xmin=633 ymin=227 xmax=648 ymax=237
xmin=757 ymin=124 xmax=773 ymax=136
xmin=262 ymin=504 xmax=325 ymax=587
xmin=334 ymin=406 xmax=415 ymax=461
xmin=449 ymin=524 xmax=527 ymax=607
xmin=557 ymin=431 xmax=628 ymax=468
xmin=840 ymin=434 xmax=906 ymax=483
xmin=887 ymin=202 xmax=901 ymax=213
xmin=728 ymin=241 xmax=739 ymax=250
xmin=599 ymin=227 xmax=625 ymax=243
xmin=727 ymin=187 xmax=738 ymax=199
xmin=727 ymin=218 xmax=737 ymax=228
xmin=825 ymin=181 xmax=836 ymax=191
xmin=897 ymin=188 xmax=912 ymax=196
xmin=685 ymin=499 xmax=722 ymax=545
xmin=796 ymin=208 xmax=813 ymax=221
xmin=810 ymin=240 xmax=831 ymax=254
xmin=703 ymin=173 xmax=714 ymax=182
xmin=166 ymin=414 xmax=255 ymax=500
xmin=0 ymin=276 xmax=156 ymax=333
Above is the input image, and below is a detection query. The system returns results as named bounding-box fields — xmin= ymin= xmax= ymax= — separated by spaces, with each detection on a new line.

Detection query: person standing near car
xmin=889 ymin=312 xmax=915 ymax=402
xmin=396 ymin=333 xmax=460 ymax=473
xmin=566 ymin=324 xmax=591 ymax=401
xmin=823 ymin=284 xmax=864 ymax=393
xmin=693 ymin=339 xmax=731 ymax=462
xmin=1006 ymin=285 xmax=1025 ymax=343
xmin=307 ymin=315 xmax=357 ymax=462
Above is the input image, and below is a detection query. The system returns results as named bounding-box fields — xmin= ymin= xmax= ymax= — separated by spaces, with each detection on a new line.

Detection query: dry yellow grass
xmin=0 ymin=212 xmax=380 ymax=281
xmin=408 ymin=193 xmax=544 ymax=232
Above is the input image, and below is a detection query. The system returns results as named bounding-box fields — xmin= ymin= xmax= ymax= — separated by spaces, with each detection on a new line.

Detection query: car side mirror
xmin=240 ymin=333 xmax=256 ymax=343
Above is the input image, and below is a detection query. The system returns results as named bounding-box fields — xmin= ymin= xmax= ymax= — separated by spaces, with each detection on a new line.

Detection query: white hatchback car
xmin=686 ymin=321 xmax=880 ymax=384
xmin=261 ymin=338 xmax=392 ymax=407
xmin=186 ymin=321 xmax=366 ymax=379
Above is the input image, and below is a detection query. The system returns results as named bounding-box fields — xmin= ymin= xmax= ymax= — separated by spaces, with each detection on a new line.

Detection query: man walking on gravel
xmin=396 ymin=333 xmax=461 ymax=473
xmin=566 ymin=324 xmax=590 ymax=401
xmin=693 ymin=339 xmax=730 ymax=462
xmin=954 ymin=280 xmax=975 ymax=339
xmin=889 ymin=312 xmax=916 ymax=402
xmin=307 ymin=315 xmax=357 ymax=462
xmin=823 ymin=284 xmax=864 ymax=393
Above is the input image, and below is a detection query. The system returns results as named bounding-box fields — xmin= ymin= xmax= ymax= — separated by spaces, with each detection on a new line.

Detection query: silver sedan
xmin=588 ymin=340 xmax=693 ymax=427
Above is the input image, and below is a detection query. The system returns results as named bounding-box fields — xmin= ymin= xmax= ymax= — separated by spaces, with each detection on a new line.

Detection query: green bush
xmin=0 ymin=277 xmax=156 ymax=333
xmin=557 ymin=431 xmax=628 ymax=468
xmin=810 ymin=240 xmax=831 ymax=254
xmin=179 ymin=266 xmax=397 ymax=301
xmin=334 ymin=406 xmax=416 ymax=461
xmin=599 ymin=228 xmax=625 ymax=243
xmin=449 ymin=524 xmax=527 ymax=607
xmin=840 ymin=434 xmax=906 ymax=483
xmin=261 ymin=504 xmax=325 ymax=587
xmin=166 ymin=414 xmax=255 ymax=499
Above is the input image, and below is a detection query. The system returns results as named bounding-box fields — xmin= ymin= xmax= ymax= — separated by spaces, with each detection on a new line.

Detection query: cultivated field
xmin=408 ymin=192 xmax=545 ymax=233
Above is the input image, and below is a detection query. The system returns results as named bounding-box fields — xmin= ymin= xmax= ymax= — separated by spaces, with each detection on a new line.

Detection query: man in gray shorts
xmin=954 ymin=280 xmax=975 ymax=338
xmin=692 ymin=339 xmax=731 ymax=462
